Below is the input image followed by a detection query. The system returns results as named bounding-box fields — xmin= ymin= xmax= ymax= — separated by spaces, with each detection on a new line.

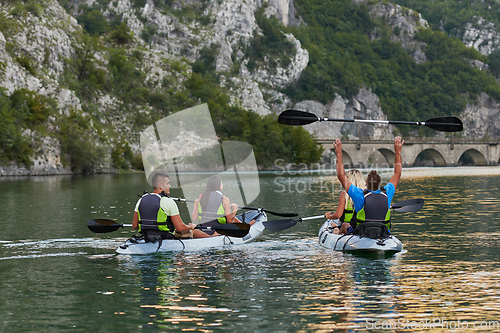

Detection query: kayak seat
xmin=353 ymin=221 xmax=390 ymax=239
xmin=142 ymin=230 xmax=175 ymax=243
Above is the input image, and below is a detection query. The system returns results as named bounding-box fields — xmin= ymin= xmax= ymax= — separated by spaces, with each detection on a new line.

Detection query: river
xmin=1 ymin=167 xmax=500 ymax=332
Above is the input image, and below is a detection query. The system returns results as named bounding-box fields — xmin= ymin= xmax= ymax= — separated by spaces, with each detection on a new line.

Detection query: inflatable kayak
xmin=116 ymin=210 xmax=266 ymax=254
xmin=318 ymin=220 xmax=403 ymax=254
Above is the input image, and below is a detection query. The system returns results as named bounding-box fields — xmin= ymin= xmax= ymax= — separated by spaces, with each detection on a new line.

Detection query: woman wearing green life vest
xmin=192 ymin=175 xmax=255 ymax=235
xmin=334 ymin=137 xmax=404 ymax=232
xmin=324 ymin=169 xmax=366 ymax=235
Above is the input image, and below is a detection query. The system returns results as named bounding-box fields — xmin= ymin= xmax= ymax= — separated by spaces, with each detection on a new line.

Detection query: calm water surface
xmin=1 ymin=171 xmax=500 ymax=332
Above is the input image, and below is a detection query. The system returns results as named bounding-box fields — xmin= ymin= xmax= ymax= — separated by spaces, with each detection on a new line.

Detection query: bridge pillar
xmin=488 ymin=143 xmax=499 ymax=165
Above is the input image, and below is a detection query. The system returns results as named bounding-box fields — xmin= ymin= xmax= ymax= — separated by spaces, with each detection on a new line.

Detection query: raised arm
xmin=334 ymin=139 xmax=352 ymax=192
xmin=325 ymin=191 xmax=346 ymax=220
xmin=389 ymin=136 xmax=404 ymax=189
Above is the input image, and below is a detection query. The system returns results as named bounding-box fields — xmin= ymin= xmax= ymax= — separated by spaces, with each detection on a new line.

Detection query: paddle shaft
xmin=279 ymin=110 xmax=463 ymax=132
xmin=173 ymin=199 xmax=296 ymax=217
xmin=286 ymin=116 xmax=449 ymax=127
xmin=262 ymin=199 xmax=423 ymax=232
xmin=106 ymin=223 xmax=240 ymax=231
xmin=170 ymin=197 xmax=195 ymax=202
xmin=299 ymin=215 xmax=325 ymax=222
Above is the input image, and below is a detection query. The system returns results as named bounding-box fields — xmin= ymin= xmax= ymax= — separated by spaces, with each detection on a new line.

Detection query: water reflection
xmin=1 ymin=172 xmax=500 ymax=331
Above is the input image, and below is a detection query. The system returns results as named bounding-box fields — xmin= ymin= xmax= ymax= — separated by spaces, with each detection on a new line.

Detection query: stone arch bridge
xmin=316 ymin=138 xmax=500 ymax=167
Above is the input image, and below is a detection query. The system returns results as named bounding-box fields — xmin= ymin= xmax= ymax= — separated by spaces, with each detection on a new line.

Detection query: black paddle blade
xmin=263 ymin=218 xmax=299 ymax=232
xmin=209 ymin=223 xmax=251 ymax=238
xmin=87 ymin=219 xmax=123 ymax=233
xmin=264 ymin=210 xmax=298 ymax=217
xmin=425 ymin=117 xmax=463 ymax=132
xmin=278 ymin=110 xmax=318 ymax=126
xmin=392 ymin=198 xmax=424 ymax=213
xmin=241 ymin=206 xmax=298 ymax=217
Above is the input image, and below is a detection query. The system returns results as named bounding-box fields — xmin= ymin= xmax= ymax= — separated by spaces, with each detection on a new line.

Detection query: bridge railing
xmin=315 ymin=138 xmax=499 ymax=145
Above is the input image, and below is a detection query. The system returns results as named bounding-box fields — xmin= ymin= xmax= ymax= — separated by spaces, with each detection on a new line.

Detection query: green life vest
xmin=340 ymin=200 xmax=355 ymax=223
xmin=137 ymin=193 xmax=175 ymax=235
xmin=355 ymin=189 xmax=391 ymax=229
xmin=198 ymin=191 xmax=227 ymax=224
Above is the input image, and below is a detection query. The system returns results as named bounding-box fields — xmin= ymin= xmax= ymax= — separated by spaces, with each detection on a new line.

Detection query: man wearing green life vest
xmin=132 ymin=172 xmax=211 ymax=241
xmin=334 ymin=137 xmax=404 ymax=231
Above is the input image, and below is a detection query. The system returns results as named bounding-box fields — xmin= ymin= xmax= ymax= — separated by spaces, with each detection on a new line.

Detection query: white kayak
xmin=318 ymin=220 xmax=403 ymax=254
xmin=116 ymin=210 xmax=266 ymax=254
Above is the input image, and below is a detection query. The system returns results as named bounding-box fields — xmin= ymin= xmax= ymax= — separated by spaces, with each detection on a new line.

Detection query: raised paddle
xmin=87 ymin=219 xmax=250 ymax=237
xmin=278 ymin=109 xmax=463 ymax=132
xmin=263 ymin=198 xmax=425 ymax=232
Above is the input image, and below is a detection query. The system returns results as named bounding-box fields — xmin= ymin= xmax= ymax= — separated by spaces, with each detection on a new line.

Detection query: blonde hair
xmin=345 ymin=169 xmax=365 ymax=209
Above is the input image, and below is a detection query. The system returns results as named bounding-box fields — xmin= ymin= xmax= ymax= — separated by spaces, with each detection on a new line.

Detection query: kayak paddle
xmin=87 ymin=218 xmax=250 ymax=237
xmin=263 ymin=215 xmax=325 ymax=232
xmin=137 ymin=193 xmax=196 ymax=203
xmin=169 ymin=197 xmax=296 ymax=217
xmin=278 ymin=109 xmax=463 ymax=132
xmin=241 ymin=206 xmax=298 ymax=217
xmin=391 ymin=198 xmax=424 ymax=212
xmin=144 ymin=194 xmax=297 ymax=217
xmin=262 ymin=198 xmax=425 ymax=232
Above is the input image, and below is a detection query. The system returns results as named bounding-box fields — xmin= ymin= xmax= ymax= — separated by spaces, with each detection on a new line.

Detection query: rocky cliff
xmin=1 ymin=0 xmax=499 ymax=175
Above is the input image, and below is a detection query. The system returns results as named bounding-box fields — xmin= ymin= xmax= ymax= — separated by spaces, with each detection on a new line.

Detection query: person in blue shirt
xmin=333 ymin=136 xmax=404 ymax=231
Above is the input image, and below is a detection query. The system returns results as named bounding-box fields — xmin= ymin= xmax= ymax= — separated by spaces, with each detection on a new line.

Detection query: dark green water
xmin=1 ymin=171 xmax=500 ymax=332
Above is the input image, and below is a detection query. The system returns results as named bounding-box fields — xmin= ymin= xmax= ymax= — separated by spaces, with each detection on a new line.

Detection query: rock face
xmin=0 ymin=1 xmax=80 ymax=176
xmin=1 ymin=0 xmax=500 ymax=175
xmin=369 ymin=2 xmax=429 ymax=64
xmin=460 ymin=93 xmax=500 ymax=139
xmin=293 ymin=87 xmax=393 ymax=141
xmin=462 ymin=17 xmax=500 ymax=56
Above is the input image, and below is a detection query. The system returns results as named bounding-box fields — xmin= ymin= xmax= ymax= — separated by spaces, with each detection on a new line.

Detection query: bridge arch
xmin=367 ymin=148 xmax=395 ymax=168
xmin=413 ymin=148 xmax=447 ymax=167
xmin=458 ymin=149 xmax=487 ymax=166
xmin=342 ymin=150 xmax=354 ymax=168
xmin=330 ymin=149 xmax=354 ymax=168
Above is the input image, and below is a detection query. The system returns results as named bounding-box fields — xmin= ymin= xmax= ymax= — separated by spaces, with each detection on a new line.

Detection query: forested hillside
xmin=284 ymin=0 xmax=500 ymax=126
xmin=1 ymin=0 xmax=500 ymax=174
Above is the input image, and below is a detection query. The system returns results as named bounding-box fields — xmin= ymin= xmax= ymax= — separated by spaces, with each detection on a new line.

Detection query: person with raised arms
xmin=132 ymin=172 xmax=212 ymax=241
xmin=324 ymin=169 xmax=366 ymax=234
xmin=333 ymin=136 xmax=404 ymax=232
xmin=192 ymin=175 xmax=255 ymax=235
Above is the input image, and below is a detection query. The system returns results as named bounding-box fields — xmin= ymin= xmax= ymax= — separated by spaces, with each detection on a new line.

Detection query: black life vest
xmin=355 ymin=187 xmax=391 ymax=229
xmin=137 ymin=193 xmax=175 ymax=235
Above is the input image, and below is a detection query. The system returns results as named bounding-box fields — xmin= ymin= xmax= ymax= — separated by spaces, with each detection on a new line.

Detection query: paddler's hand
xmin=394 ymin=136 xmax=404 ymax=154
xmin=333 ymin=138 xmax=342 ymax=157
xmin=324 ymin=212 xmax=331 ymax=219
xmin=187 ymin=223 xmax=197 ymax=229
